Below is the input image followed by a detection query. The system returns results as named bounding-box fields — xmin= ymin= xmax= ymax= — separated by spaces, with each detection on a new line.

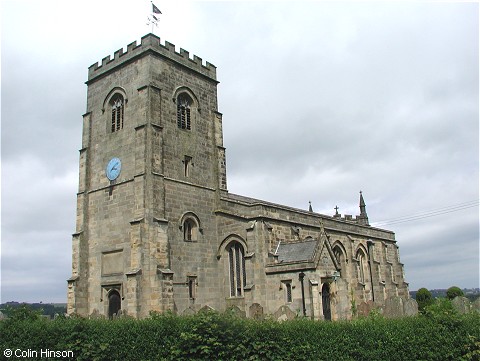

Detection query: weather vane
xmin=147 ymin=2 xmax=162 ymax=33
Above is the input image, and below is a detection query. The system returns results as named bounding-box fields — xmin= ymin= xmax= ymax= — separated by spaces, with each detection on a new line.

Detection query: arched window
xmin=356 ymin=249 xmax=367 ymax=284
xmin=108 ymin=290 xmax=121 ymax=318
xmin=285 ymin=282 xmax=292 ymax=303
xmin=183 ymin=218 xmax=197 ymax=241
xmin=179 ymin=213 xmax=201 ymax=242
xmin=183 ymin=156 xmax=192 ymax=177
xmin=188 ymin=276 xmax=197 ymax=300
xmin=177 ymin=93 xmax=192 ymax=130
xmin=227 ymin=242 xmax=246 ymax=297
xmin=333 ymin=245 xmax=346 ymax=278
xmin=110 ymin=94 xmax=124 ymax=132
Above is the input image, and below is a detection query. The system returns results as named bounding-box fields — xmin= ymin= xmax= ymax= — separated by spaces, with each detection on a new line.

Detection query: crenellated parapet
xmin=87 ymin=33 xmax=216 ymax=83
xmin=331 ymin=192 xmax=370 ymax=226
xmin=332 ymin=213 xmax=370 ymax=226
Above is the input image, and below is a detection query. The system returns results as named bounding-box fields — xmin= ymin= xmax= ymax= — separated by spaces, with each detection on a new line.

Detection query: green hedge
xmin=1 ymin=311 xmax=479 ymax=361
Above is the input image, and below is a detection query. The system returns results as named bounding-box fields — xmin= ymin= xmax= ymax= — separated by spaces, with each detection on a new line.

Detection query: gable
xmin=315 ymin=223 xmax=341 ymax=272
xmin=318 ymin=243 xmax=337 ymax=271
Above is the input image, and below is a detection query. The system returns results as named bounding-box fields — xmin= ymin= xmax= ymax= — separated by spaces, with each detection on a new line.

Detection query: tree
xmin=416 ymin=288 xmax=433 ymax=313
xmin=5 ymin=304 xmax=41 ymax=321
xmin=446 ymin=286 xmax=464 ymax=300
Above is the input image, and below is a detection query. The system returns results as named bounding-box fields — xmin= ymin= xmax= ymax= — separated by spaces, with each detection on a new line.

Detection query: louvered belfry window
xmin=177 ymin=93 xmax=192 ymax=130
xmin=111 ymin=95 xmax=124 ymax=132
xmin=228 ymin=242 xmax=246 ymax=297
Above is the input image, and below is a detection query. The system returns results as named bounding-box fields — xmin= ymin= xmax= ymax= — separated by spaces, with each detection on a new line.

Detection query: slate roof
xmin=276 ymin=239 xmax=319 ymax=263
xmin=226 ymin=193 xmax=316 ymax=214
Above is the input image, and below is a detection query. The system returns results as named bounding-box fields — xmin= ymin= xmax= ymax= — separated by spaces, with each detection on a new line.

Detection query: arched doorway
xmin=322 ymin=283 xmax=331 ymax=321
xmin=108 ymin=290 xmax=121 ymax=318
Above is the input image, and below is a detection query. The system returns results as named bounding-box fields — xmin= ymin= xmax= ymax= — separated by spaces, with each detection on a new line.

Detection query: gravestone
xmin=89 ymin=309 xmax=104 ymax=319
xmin=384 ymin=296 xmax=404 ymax=318
xmin=182 ymin=307 xmax=195 ymax=315
xmin=357 ymin=301 xmax=374 ymax=317
xmin=249 ymin=303 xmax=264 ymax=320
xmin=198 ymin=305 xmax=215 ymax=314
xmin=226 ymin=305 xmax=246 ymax=318
xmin=403 ymin=298 xmax=418 ymax=316
xmin=452 ymin=296 xmax=471 ymax=314
xmin=273 ymin=305 xmax=296 ymax=321
xmin=472 ymin=297 xmax=480 ymax=313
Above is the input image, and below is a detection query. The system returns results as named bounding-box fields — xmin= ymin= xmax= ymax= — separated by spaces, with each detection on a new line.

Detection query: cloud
xmin=2 ymin=156 xmax=76 ymax=302
xmin=1 ymin=1 xmax=478 ymax=302
xmin=400 ymin=215 xmax=479 ymax=289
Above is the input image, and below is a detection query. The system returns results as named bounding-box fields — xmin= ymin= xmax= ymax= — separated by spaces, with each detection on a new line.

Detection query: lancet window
xmin=177 ymin=93 xmax=192 ymax=130
xmin=110 ymin=94 xmax=124 ymax=132
xmin=227 ymin=242 xmax=246 ymax=297
xmin=188 ymin=276 xmax=197 ymax=300
xmin=357 ymin=250 xmax=367 ymax=284
xmin=285 ymin=281 xmax=292 ymax=303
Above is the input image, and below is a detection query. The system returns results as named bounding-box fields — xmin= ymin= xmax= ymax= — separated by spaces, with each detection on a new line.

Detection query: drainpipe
xmin=299 ymin=272 xmax=306 ymax=317
xmin=366 ymin=240 xmax=375 ymax=303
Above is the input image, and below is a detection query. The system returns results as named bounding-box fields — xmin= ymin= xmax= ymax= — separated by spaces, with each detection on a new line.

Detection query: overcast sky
xmin=1 ymin=0 xmax=478 ymax=303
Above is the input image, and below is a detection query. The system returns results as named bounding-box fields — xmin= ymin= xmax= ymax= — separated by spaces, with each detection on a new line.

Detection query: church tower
xmin=68 ymin=34 xmax=226 ymax=318
xmin=68 ymin=34 xmax=411 ymax=320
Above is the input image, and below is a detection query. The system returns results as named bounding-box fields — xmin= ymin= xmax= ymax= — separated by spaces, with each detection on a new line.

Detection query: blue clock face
xmin=106 ymin=157 xmax=121 ymax=181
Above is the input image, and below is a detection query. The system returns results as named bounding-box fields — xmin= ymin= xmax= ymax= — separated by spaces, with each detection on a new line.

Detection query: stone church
xmin=67 ymin=34 xmax=412 ymax=320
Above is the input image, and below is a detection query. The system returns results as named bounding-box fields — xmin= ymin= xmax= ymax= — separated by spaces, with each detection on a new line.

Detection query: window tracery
xmin=110 ymin=94 xmax=124 ymax=132
xmin=227 ymin=242 xmax=246 ymax=297
xmin=177 ymin=93 xmax=192 ymax=130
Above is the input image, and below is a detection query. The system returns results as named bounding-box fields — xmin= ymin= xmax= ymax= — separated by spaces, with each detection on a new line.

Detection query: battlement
xmin=333 ymin=213 xmax=370 ymax=226
xmin=87 ymin=33 xmax=217 ymax=83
